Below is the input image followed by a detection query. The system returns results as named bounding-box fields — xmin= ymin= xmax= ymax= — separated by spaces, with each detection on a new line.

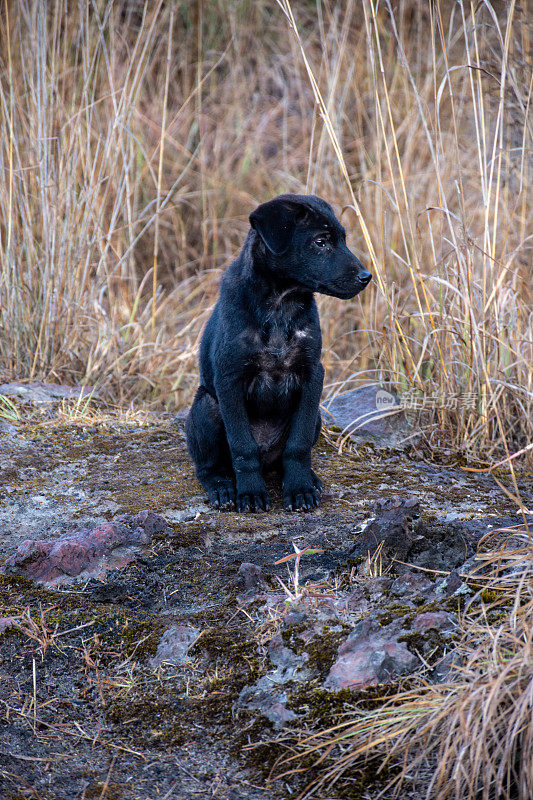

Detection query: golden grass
xmin=0 ymin=0 xmax=531 ymax=468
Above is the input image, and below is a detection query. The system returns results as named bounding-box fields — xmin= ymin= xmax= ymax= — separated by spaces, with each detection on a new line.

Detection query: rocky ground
xmin=0 ymin=385 xmax=531 ymax=799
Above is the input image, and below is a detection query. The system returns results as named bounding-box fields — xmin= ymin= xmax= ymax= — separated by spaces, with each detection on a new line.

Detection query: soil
xmin=0 ymin=410 xmax=531 ymax=799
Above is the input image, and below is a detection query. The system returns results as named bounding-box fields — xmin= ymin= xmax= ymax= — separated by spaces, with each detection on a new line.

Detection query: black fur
xmin=186 ymin=194 xmax=372 ymax=512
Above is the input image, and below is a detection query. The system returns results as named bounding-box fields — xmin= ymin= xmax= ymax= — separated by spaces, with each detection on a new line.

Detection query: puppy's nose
xmin=358 ymin=269 xmax=372 ymax=285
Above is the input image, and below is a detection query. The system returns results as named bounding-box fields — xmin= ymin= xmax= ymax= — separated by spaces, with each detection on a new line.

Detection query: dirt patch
xmin=0 ymin=413 xmax=530 ymax=798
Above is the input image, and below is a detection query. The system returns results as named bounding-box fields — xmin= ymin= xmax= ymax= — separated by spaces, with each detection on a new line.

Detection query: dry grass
xmin=270 ymin=524 xmax=533 ymax=800
xmin=0 ymin=0 xmax=531 ymax=469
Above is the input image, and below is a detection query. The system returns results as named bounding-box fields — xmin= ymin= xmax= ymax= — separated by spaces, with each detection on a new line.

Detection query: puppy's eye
xmin=313 ymin=236 xmax=329 ymax=248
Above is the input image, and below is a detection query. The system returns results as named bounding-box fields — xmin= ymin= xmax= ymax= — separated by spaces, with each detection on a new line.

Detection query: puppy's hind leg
xmin=186 ymin=387 xmax=235 ymax=509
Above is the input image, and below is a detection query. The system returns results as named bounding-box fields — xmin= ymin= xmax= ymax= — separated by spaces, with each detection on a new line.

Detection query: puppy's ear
xmin=249 ymin=198 xmax=306 ymax=255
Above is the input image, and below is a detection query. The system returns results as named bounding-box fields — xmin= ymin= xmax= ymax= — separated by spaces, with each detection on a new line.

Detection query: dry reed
xmin=0 ymin=0 xmax=531 ymax=468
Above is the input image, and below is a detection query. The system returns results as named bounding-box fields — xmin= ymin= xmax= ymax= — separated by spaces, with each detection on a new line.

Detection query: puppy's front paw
xmin=310 ymin=468 xmax=322 ymax=492
xmin=235 ymin=474 xmax=271 ymax=512
xmin=207 ymin=480 xmax=236 ymax=510
xmin=283 ymin=473 xmax=321 ymax=512
xmin=236 ymin=489 xmax=272 ymax=513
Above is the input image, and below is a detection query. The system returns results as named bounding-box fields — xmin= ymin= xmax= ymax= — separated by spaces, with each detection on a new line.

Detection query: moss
xmin=106 ymin=625 xmax=266 ymax=752
xmin=443 ymin=595 xmax=466 ymax=614
xmin=377 ymin=604 xmax=414 ymax=627
xmin=182 ymin=625 xmax=266 ymax=724
xmin=305 ymin=626 xmax=351 ymax=678
xmin=32 ymin=423 xmax=201 ymax=518
xmin=190 ymin=626 xmax=264 ymax=692
xmin=191 ymin=625 xmax=256 ymax=661
xmin=413 ymin=593 xmax=429 ymax=607
xmin=288 ymin=683 xmax=398 ymax=729
xmin=152 ymin=520 xmax=208 ymax=549
xmin=107 ymin=693 xmax=192 ymax=748
xmin=231 ymin=714 xmax=285 ymax=783
xmin=0 ymin=625 xmax=26 ymax=644
xmin=398 ymin=630 xmax=450 ymax=661
xmin=280 ymin=622 xmax=307 ymax=653
xmin=0 ymin=417 xmax=522 ymax=799
xmin=268 ymin=685 xmax=404 ymax=798
xmin=481 ymin=588 xmax=506 ymax=604
xmin=118 ymin=617 xmax=164 ymax=660
xmin=0 ymin=572 xmax=164 ymax=663
xmin=288 ymin=685 xmax=355 ymax=728
xmin=0 ymin=574 xmax=37 ymax=592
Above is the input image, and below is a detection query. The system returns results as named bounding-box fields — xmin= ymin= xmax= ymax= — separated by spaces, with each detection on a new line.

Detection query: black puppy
xmin=186 ymin=194 xmax=371 ymax=512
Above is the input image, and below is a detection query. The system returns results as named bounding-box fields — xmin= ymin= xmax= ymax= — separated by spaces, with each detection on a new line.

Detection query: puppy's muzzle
xmin=355 ymin=269 xmax=372 ymax=290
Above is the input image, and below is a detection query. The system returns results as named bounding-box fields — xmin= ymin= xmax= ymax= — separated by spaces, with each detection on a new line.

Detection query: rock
xmin=429 ymin=651 xmax=462 ymax=682
xmin=324 ymin=618 xmax=419 ymax=690
xmin=390 ymin=570 xmax=434 ymax=599
xmin=0 ymin=409 xmax=525 ymax=796
xmin=323 ymin=385 xmax=413 ymax=448
xmin=237 ymin=562 xmax=263 ymax=590
xmin=366 ymin=576 xmax=394 ymax=599
xmin=4 ymin=510 xmax=169 ymax=585
xmin=343 ymin=586 xmax=367 ymax=611
xmin=334 ymin=585 xmax=371 ymax=616
xmin=282 ymin=611 xmax=308 ymax=628
xmin=267 ymin=634 xmax=301 ymax=669
xmin=412 ymin=611 xmax=456 ymax=634
xmin=88 ymin=582 xmax=129 ymax=604
xmin=351 ymin=497 xmax=423 ymax=564
xmin=150 ymin=625 xmax=200 ymax=667
xmin=237 ymin=632 xmax=310 ymax=726
xmin=170 ymin=408 xmax=188 ymax=434
xmin=434 ymin=569 xmax=464 ymax=596
xmin=0 ymin=617 xmax=17 ymax=634
xmin=0 ymin=419 xmax=19 ymax=436
xmin=407 ymin=521 xmax=474 ymax=573
xmin=237 ymin=684 xmax=297 ymax=728
xmin=344 ymin=586 xmax=366 ymax=605
xmin=0 ymin=381 xmax=97 ymax=405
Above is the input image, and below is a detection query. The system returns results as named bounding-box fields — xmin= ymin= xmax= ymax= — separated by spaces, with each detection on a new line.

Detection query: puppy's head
xmin=249 ymin=194 xmax=371 ymax=299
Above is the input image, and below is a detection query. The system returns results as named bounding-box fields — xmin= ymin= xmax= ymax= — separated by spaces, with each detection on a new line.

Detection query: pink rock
xmin=324 ymin=618 xmax=418 ymax=690
xmin=4 ymin=511 xmax=170 ymax=585
xmin=390 ymin=570 xmax=433 ymax=598
xmin=412 ymin=611 xmax=456 ymax=633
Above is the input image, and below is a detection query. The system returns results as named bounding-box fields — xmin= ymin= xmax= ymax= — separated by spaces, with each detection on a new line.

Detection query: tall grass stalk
xmin=279 ymin=0 xmax=532 ymax=467
xmin=0 ymin=1 xmax=531 ymax=467
xmin=0 ymin=1 xmax=203 ymax=405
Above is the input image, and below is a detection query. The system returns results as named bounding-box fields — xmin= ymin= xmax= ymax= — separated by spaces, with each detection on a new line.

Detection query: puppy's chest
xmin=243 ymin=322 xmax=313 ymax=402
